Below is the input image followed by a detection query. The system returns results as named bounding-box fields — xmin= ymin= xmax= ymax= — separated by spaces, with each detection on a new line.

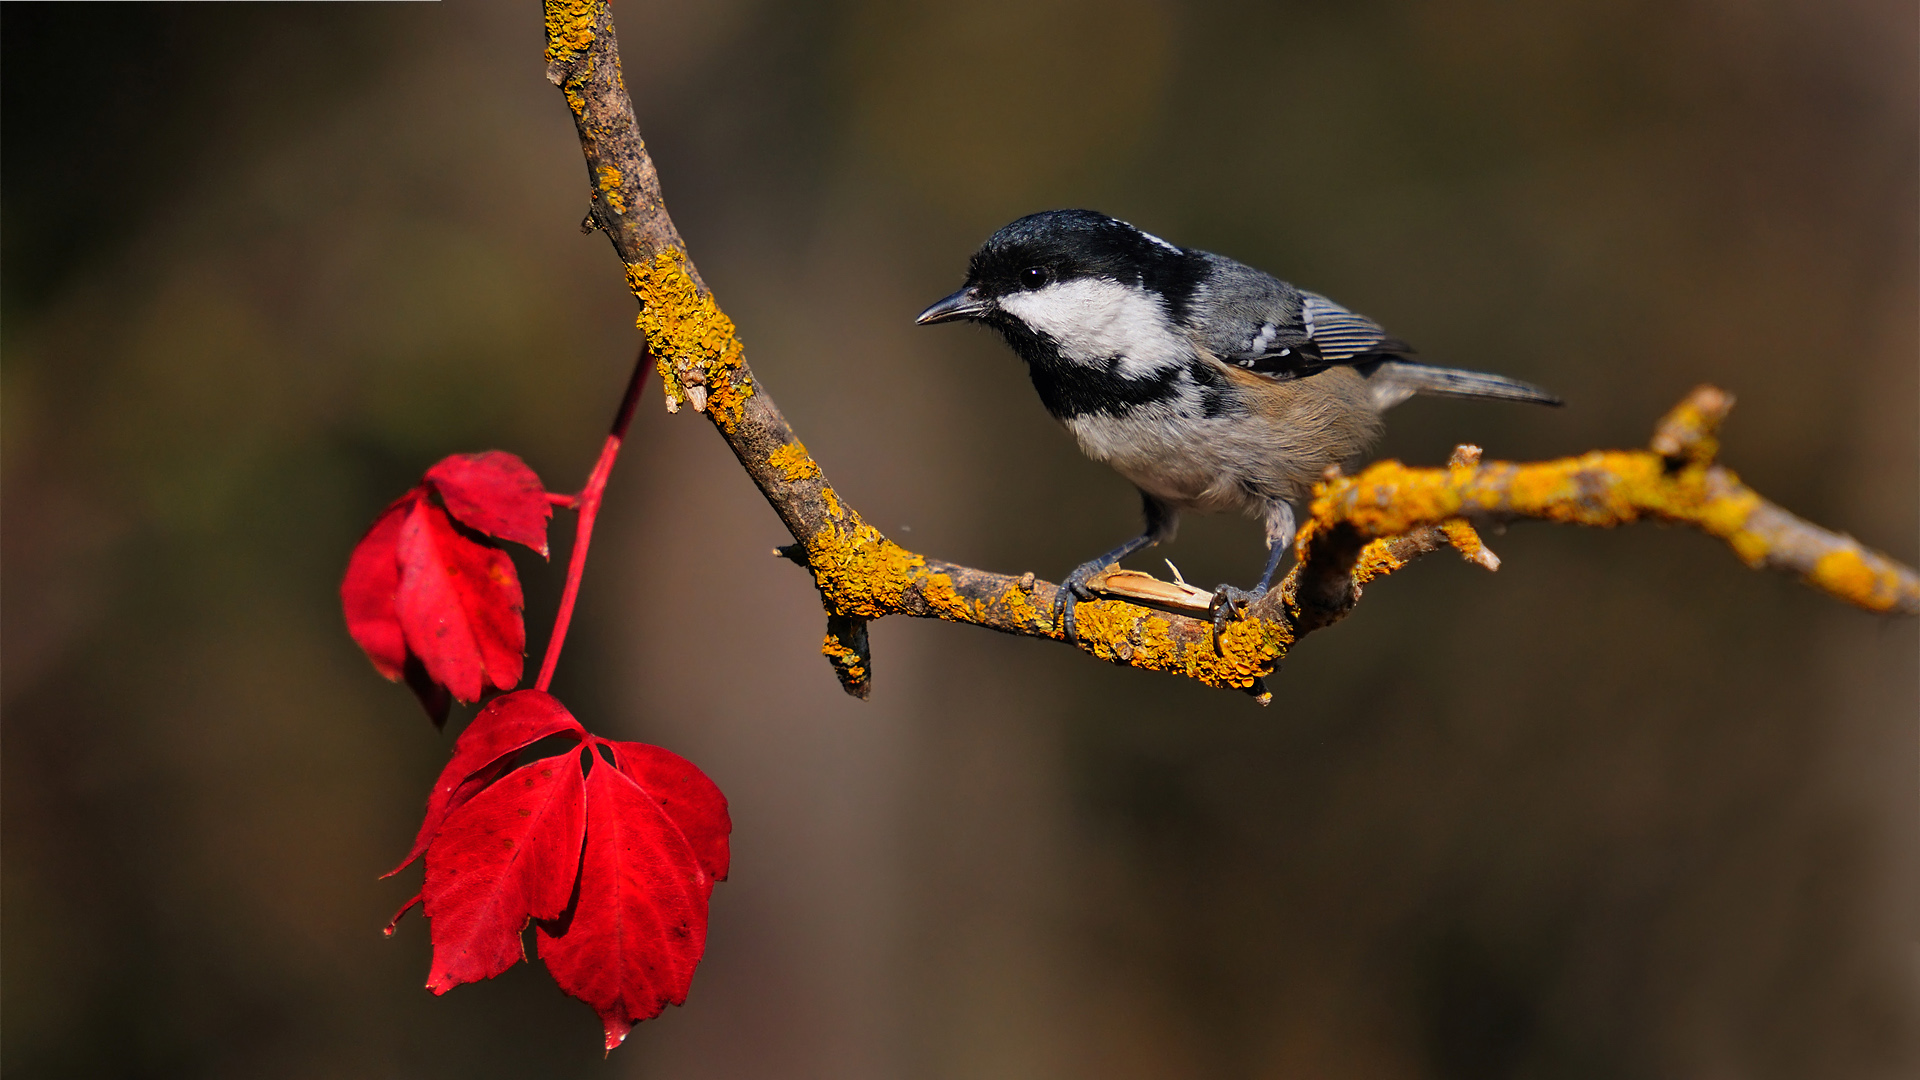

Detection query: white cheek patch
xmin=997 ymin=278 xmax=1192 ymax=376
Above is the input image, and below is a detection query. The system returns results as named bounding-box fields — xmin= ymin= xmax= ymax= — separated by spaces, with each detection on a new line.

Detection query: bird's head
xmin=916 ymin=211 xmax=1203 ymax=367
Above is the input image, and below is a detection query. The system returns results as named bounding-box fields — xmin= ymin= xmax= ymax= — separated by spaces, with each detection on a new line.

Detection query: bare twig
xmin=542 ymin=0 xmax=1918 ymax=701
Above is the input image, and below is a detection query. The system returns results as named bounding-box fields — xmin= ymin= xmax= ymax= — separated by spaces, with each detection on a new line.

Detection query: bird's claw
xmin=1054 ymin=561 xmax=1114 ymax=645
xmin=1210 ymin=583 xmax=1267 ymax=651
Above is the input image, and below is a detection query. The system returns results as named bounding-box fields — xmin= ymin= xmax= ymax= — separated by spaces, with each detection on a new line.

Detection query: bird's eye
xmin=1021 ymin=266 xmax=1048 ymax=290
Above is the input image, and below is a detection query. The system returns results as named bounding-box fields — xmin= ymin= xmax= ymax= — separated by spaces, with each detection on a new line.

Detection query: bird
xmin=915 ymin=209 xmax=1562 ymax=644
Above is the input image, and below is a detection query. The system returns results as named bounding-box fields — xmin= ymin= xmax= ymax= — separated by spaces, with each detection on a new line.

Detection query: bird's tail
xmin=1364 ymin=360 xmax=1563 ymax=410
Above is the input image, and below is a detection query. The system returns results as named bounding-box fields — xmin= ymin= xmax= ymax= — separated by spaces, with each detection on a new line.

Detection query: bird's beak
xmin=915 ymin=287 xmax=989 ymax=325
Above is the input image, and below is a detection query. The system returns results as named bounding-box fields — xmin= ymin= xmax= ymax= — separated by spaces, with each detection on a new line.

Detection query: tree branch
xmin=543 ymin=0 xmax=1918 ymax=703
xmin=1287 ymin=386 xmax=1919 ymax=624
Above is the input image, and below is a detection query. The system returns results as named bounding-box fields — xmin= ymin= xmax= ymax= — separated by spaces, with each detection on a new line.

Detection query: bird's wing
xmin=1194 ymin=279 xmax=1562 ymax=408
xmin=1195 ymin=285 xmax=1412 ymax=382
xmin=1296 ymin=291 xmax=1413 ymax=364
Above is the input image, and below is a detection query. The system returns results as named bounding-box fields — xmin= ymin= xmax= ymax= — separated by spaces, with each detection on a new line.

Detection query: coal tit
xmin=917 ymin=209 xmax=1562 ymax=643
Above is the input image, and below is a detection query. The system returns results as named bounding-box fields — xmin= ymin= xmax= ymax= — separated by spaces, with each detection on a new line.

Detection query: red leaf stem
xmin=535 ymin=350 xmax=650 ymax=692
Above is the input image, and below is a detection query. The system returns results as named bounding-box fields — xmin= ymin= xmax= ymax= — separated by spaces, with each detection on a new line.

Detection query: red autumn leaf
xmin=424 ymin=749 xmax=588 ymax=993
xmin=343 ymin=453 xmax=553 ymax=722
xmin=388 ymin=689 xmax=586 ymax=877
xmin=342 ymin=494 xmax=416 ymax=681
xmin=385 ymin=690 xmax=730 ymax=1050
xmin=426 ymin=451 xmax=553 ymax=557
xmin=396 ymin=497 xmax=525 ymax=704
xmin=402 ymin=655 xmax=454 ymax=730
xmin=535 ymin=754 xmax=716 ymax=1050
xmin=603 ymin=740 xmax=731 ymax=884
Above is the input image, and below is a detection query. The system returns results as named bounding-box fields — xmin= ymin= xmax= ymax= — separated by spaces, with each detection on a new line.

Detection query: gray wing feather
xmin=1184 ymin=259 xmax=1413 ymax=381
xmin=1298 ymin=292 xmax=1413 ymax=363
xmin=1181 ymin=257 xmax=1562 ymax=406
xmin=1185 ymin=254 xmax=1310 ymax=362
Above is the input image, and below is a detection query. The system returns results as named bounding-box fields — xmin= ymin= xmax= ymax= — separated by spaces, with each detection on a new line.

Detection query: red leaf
xmin=402 ymin=655 xmax=453 ymax=729
xmin=343 ymin=457 xmax=541 ymax=721
xmin=426 ymin=451 xmax=552 ymax=557
xmin=603 ymin=740 xmax=731 ymax=884
xmin=396 ymin=498 xmax=525 ymax=703
xmin=342 ymin=493 xmax=420 ymax=681
xmin=424 ymin=750 xmax=588 ymax=993
xmin=387 ymin=690 xmax=585 ymax=877
xmin=536 ymin=754 xmax=714 ymax=1050
xmin=381 ymin=692 xmax=731 ymax=1051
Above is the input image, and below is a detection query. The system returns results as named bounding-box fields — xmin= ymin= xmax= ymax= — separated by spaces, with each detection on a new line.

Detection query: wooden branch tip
xmin=1651 ymin=384 xmax=1736 ymax=464
xmin=822 ymin=614 xmax=872 ymax=700
xmin=552 ymin=1 xmax=1918 ymax=701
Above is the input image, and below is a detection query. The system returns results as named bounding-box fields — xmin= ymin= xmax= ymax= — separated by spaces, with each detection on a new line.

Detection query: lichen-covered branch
xmin=1288 ymin=386 xmax=1919 ymax=620
xmin=543 ymin=0 xmax=1918 ymax=703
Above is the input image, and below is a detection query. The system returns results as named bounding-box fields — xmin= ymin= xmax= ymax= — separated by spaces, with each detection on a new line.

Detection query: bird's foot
xmin=1210 ymin=583 xmax=1269 ymax=652
xmin=1054 ymin=559 xmax=1116 ymax=645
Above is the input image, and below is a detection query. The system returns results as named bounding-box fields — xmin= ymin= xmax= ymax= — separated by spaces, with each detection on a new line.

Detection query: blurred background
xmin=4 ymin=1 xmax=1914 ymax=1077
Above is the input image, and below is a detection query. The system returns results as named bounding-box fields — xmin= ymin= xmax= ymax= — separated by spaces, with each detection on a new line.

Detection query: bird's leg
xmin=1056 ymin=492 xmax=1177 ymax=644
xmin=1211 ymin=501 xmax=1296 ymax=642
xmin=1056 ymin=533 xmax=1158 ymax=643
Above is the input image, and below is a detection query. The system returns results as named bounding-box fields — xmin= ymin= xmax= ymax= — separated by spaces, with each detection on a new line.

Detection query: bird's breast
xmin=1062 ymin=364 xmax=1384 ymax=513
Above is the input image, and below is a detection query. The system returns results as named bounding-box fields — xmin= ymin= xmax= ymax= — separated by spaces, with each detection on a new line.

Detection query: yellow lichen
xmin=1508 ymin=455 xmax=1635 ymax=525
xmin=803 ymin=512 xmax=920 ymax=619
xmin=795 ymin=500 xmax=1285 ymax=688
xmin=1438 ymin=519 xmax=1488 ymax=563
xmin=1691 ymin=473 xmax=1767 ymax=566
xmin=915 ymin=568 xmax=976 ymax=622
xmin=1194 ymin=616 xmax=1290 ymax=686
xmin=596 ymin=164 xmax=626 ymax=214
xmin=1065 ymin=599 xmax=1285 ymax=690
xmin=701 ymin=364 xmax=755 ymax=430
xmin=1313 ymin=450 xmax=1775 ymax=544
xmin=544 ymin=0 xmax=599 ymax=67
xmin=820 ymin=632 xmax=867 ymax=684
xmin=1295 ymin=437 xmax=1918 ymax=618
xmin=768 ymin=441 xmax=822 ymax=483
xmin=1352 ymin=538 xmax=1414 ymax=584
xmin=1810 ymin=548 xmax=1904 ymax=612
xmin=625 ymin=252 xmax=754 ymax=425
xmin=996 ymin=580 xmax=1045 ymax=630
